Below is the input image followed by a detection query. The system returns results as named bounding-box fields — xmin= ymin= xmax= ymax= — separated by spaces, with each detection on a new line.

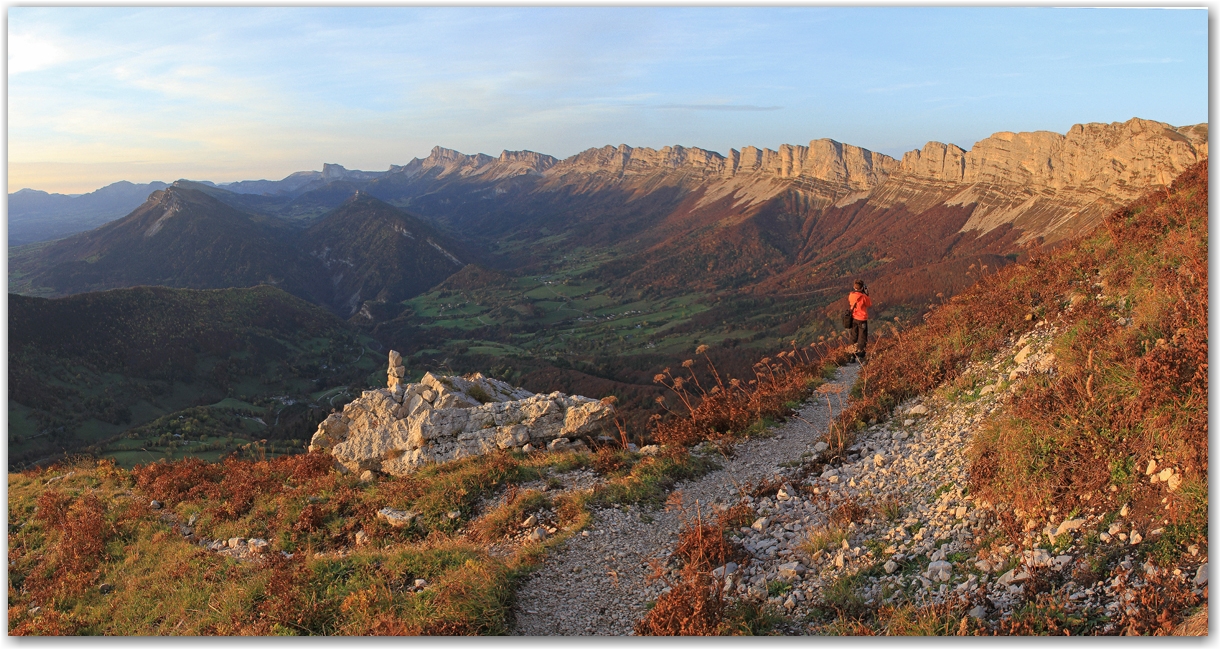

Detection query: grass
xmin=799 ymin=524 xmax=849 ymax=556
xmin=400 ymin=263 xmax=719 ymax=361
xmin=718 ymin=600 xmax=786 ymax=636
xmin=766 ymin=581 xmax=792 ymax=597
xmin=469 ymin=489 xmax=550 ymax=543
xmin=820 ymin=571 xmax=871 ymax=620
xmin=9 ymin=422 xmax=736 ymax=636
xmin=649 ymin=342 xmax=852 ymax=449
xmin=8 ymin=449 xmax=575 ymax=635
xmin=589 ymin=450 xmax=719 ymax=508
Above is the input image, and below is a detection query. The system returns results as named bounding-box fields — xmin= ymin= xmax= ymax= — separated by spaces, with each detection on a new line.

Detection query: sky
xmin=7 ymin=6 xmax=1210 ymax=194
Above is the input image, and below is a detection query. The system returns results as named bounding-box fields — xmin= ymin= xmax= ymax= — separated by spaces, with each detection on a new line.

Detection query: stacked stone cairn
xmin=309 ymin=351 xmax=614 ymax=476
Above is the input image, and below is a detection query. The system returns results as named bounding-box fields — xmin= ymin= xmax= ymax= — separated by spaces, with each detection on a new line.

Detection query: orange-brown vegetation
xmin=830 ymin=160 xmax=1207 ymax=557
xmin=650 ymin=342 xmax=853 ymax=448
xmin=634 ymin=505 xmax=749 ymax=636
xmin=7 ymin=449 xmax=586 ymax=635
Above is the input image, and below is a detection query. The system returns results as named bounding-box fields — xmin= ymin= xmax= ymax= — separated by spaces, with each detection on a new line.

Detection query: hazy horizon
xmin=9 ymin=6 xmax=1208 ymax=194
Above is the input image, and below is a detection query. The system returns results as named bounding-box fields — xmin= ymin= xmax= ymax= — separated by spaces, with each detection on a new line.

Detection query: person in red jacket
xmin=848 ymin=279 xmax=872 ymax=364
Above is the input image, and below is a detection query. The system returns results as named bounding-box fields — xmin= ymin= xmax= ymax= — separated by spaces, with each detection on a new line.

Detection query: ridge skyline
xmin=13 ymin=116 xmax=1207 ymax=197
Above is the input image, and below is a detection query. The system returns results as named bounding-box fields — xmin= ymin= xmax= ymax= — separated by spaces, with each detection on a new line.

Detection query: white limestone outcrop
xmin=309 ymin=351 xmax=613 ymax=475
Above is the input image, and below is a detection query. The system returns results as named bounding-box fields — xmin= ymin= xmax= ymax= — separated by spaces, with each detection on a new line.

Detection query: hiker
xmin=848 ymin=280 xmax=871 ymax=364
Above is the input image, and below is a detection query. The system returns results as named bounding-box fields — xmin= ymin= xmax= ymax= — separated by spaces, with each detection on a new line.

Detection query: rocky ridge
xmin=389 ymin=118 xmax=1204 ymax=244
xmin=308 ymin=351 xmax=615 ymax=476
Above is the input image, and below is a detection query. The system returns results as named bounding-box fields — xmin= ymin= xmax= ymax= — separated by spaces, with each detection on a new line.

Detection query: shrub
xmin=635 ymin=505 xmax=748 ymax=635
xmin=650 ymin=342 xmax=852 ymax=448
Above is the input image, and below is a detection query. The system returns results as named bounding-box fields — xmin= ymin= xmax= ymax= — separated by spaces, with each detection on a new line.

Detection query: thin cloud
xmin=866 ymin=81 xmax=942 ymax=94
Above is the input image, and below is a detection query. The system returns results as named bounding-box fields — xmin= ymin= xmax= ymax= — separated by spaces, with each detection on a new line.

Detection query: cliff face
xmin=390 ymin=146 xmax=557 ymax=182
xmin=382 ymin=118 xmax=1203 ymax=247
xmin=869 ymin=118 xmax=1208 ymax=242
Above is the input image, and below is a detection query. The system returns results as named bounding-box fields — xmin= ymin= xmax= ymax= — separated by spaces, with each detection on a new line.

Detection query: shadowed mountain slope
xmin=305 ymin=192 xmax=468 ymax=316
xmin=8 ymin=181 xmax=170 ymax=246
xmin=11 ymin=185 xmax=331 ymax=304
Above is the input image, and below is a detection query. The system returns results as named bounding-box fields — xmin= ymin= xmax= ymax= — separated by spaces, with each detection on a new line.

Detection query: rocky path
xmin=512 ymin=363 xmax=861 ymax=635
xmin=515 ymin=321 xmax=1208 ymax=635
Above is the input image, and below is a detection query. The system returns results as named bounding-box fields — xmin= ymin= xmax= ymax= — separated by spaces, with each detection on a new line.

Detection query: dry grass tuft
xmin=799 ymin=524 xmax=848 ymax=556
xmin=650 ymin=342 xmax=852 ymax=448
xmin=635 ymin=504 xmax=750 ymax=636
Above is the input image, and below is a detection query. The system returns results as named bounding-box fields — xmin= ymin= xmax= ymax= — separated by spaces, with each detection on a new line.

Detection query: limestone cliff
xmin=874 ymin=118 xmax=1208 ymax=242
xmin=390 ymin=146 xmax=557 ymax=182
xmin=388 ymin=118 xmax=1202 ymax=245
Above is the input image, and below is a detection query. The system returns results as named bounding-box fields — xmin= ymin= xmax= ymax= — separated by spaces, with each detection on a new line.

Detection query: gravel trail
xmin=514 ymin=320 xmax=1209 ymax=635
xmin=512 ymin=364 xmax=861 ymax=635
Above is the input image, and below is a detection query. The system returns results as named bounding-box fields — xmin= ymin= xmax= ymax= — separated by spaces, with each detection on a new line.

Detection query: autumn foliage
xmin=635 ymin=505 xmax=748 ymax=636
xmin=832 ymin=159 xmax=1208 ymax=557
xmin=650 ymin=342 xmax=853 ymax=448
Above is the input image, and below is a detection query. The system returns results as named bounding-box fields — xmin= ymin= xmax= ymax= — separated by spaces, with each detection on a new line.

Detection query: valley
xmin=5 ymin=150 xmax=1208 ymax=635
xmin=7 ymin=118 xmax=1207 ymax=472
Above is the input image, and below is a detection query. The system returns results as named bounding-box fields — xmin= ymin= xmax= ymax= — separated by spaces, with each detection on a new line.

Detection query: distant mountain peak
xmin=321 ymin=163 xmax=386 ymax=183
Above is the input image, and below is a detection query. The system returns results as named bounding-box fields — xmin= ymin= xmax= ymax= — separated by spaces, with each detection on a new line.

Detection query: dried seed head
xmin=696 ymin=344 xmax=709 ymax=355
xmin=653 ymin=374 xmax=666 ymax=383
xmin=682 ymin=359 xmax=694 ymax=368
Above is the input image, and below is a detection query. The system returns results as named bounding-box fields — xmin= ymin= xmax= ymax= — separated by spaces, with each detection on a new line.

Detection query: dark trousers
xmin=850 ymin=319 xmax=868 ymax=356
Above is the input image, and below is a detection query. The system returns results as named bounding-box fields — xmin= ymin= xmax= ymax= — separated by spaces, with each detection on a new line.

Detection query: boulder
xmin=777 ymin=561 xmax=806 ymax=579
xmin=309 ymin=350 xmax=613 ymax=476
xmin=547 ymin=437 xmax=591 ymax=454
xmin=928 ymin=560 xmax=952 ymax=582
xmin=1014 ymin=345 xmax=1034 ymax=366
xmin=377 ymin=507 xmax=418 ymax=528
xmin=1055 ymin=518 xmax=1085 ymax=537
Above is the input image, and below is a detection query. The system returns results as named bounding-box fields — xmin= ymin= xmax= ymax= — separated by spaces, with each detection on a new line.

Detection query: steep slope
xmin=814 ymin=158 xmax=1209 ymax=632
xmin=9 ymin=285 xmax=377 ymax=468
xmin=304 ymin=192 xmax=468 ymax=316
xmin=10 ymin=184 xmax=331 ymax=303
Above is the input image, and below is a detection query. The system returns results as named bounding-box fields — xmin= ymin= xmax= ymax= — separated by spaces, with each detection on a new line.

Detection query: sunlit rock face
xmin=308 ymin=351 xmax=614 ymax=475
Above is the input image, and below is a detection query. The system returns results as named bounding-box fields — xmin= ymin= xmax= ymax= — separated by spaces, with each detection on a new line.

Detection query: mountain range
xmin=12 ymin=117 xmax=1205 ymax=289
xmin=7 ymin=116 xmax=1207 ymax=465
xmin=11 ymin=185 xmax=470 ymax=317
